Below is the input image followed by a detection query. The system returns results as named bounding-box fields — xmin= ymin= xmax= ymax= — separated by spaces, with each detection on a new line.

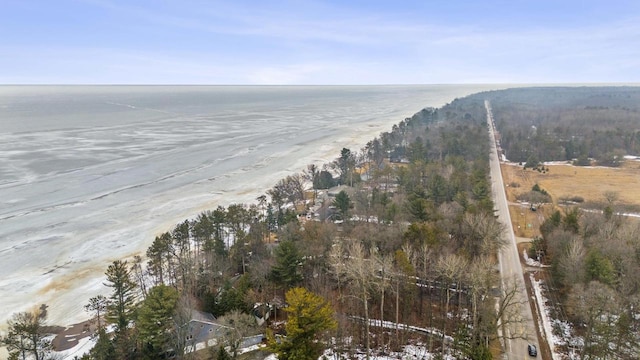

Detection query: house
xmin=186 ymin=306 xmax=271 ymax=350
xmin=187 ymin=310 xmax=231 ymax=349
xmin=252 ymin=303 xmax=273 ymax=326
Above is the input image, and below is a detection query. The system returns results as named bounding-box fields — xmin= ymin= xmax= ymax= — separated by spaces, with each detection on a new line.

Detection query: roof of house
xmin=189 ymin=321 xmax=228 ymax=345
xmin=191 ymin=309 xmax=216 ymax=323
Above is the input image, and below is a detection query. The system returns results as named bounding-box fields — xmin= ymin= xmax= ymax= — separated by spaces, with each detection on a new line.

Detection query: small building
xmin=187 ymin=310 xmax=230 ymax=349
xmin=252 ymin=303 xmax=273 ymax=326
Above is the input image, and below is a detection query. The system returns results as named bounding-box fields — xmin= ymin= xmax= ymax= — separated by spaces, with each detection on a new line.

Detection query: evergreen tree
xmin=137 ymin=285 xmax=179 ymax=355
xmin=214 ymin=345 xmax=232 ymax=360
xmin=90 ymin=328 xmax=116 ymax=360
xmin=104 ymin=260 xmax=138 ymax=358
xmin=1 ymin=309 xmax=52 ymax=360
xmin=336 ymin=148 xmax=355 ymax=185
xmin=333 ymin=190 xmax=351 ymax=221
xmin=211 ymin=206 xmax=227 ymax=253
xmin=314 ymin=170 xmax=336 ymax=189
xmin=270 ymin=240 xmax=304 ymax=290
xmin=146 ymin=233 xmax=171 ymax=285
xmin=207 ymin=276 xmax=252 ymax=317
xmin=84 ymin=295 xmax=109 ymax=331
xmin=0 ymin=311 xmax=52 ymax=360
xmin=104 ymin=260 xmax=137 ymax=332
xmin=266 ymin=204 xmax=277 ymax=232
xmin=267 ymin=287 xmax=336 ymax=360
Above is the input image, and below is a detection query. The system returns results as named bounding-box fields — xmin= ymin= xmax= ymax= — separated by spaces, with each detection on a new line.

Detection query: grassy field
xmin=502 ymin=161 xmax=640 ymax=207
xmin=508 ymin=204 xmax=545 ymax=238
xmin=501 ymin=160 xmax=640 ymax=238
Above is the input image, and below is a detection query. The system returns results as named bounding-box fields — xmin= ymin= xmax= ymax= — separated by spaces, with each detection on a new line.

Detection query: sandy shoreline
xmin=1 ymin=86 xmax=507 ymax=356
xmin=2 ymin=115 xmax=397 ymax=334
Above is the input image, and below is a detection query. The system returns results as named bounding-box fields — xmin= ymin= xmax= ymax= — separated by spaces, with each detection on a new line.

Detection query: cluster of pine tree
xmin=3 ymin=95 xmax=517 ymax=360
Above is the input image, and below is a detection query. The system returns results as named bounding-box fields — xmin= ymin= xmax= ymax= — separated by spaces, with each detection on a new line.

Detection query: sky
xmin=1 ymin=0 xmax=639 ymax=85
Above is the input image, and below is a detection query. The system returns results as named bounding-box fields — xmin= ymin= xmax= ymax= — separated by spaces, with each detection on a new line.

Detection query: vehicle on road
xmin=528 ymin=344 xmax=537 ymax=357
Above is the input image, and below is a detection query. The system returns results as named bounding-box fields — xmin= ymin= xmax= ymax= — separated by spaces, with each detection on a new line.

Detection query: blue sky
xmin=1 ymin=0 xmax=639 ymax=84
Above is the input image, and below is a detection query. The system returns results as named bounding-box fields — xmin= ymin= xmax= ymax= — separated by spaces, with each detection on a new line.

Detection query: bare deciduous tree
xmin=493 ymin=277 xmax=531 ymax=344
xmin=330 ymin=240 xmax=377 ymax=360
xmin=217 ymin=310 xmax=260 ymax=359
xmin=559 ymin=237 xmax=586 ymax=286
xmin=465 ymin=257 xmax=498 ymax=346
xmin=435 ymin=253 xmax=468 ymax=350
xmin=567 ymin=281 xmax=622 ymax=359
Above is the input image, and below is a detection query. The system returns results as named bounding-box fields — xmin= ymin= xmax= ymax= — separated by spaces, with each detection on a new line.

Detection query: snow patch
xmin=523 ymin=249 xmax=544 ymax=267
xmin=322 ymin=343 xmax=456 ymax=360
xmin=54 ymin=336 xmax=96 ymax=360
xmin=530 ymin=274 xmax=560 ymax=359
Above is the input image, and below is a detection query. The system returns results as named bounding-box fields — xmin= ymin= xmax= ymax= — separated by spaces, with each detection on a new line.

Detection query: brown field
xmin=502 ymin=161 xmax=640 ymax=206
xmin=509 ymin=204 xmax=546 ymax=238
xmin=501 ymin=161 xmax=640 ymax=238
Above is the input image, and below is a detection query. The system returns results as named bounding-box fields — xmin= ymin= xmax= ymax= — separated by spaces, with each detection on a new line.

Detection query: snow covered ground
xmin=262 ymin=344 xmax=456 ymax=360
xmin=54 ymin=336 xmax=96 ymax=360
xmin=523 ymin=249 xmax=545 ymax=267
xmin=530 ymin=274 xmax=582 ymax=360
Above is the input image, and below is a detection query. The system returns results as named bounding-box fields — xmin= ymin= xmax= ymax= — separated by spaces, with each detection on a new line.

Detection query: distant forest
xmin=481 ymin=86 xmax=640 ymax=359
xmin=476 ymin=87 xmax=640 ymax=166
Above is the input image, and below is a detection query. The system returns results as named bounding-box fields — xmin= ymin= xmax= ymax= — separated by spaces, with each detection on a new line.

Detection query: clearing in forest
xmin=501 ymin=161 xmax=640 ymax=237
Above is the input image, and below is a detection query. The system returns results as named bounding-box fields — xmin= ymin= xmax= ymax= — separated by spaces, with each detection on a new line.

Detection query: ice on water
xmin=0 ymin=85 xmax=498 ymax=327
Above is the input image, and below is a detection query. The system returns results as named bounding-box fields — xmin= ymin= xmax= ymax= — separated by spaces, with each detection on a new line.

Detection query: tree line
xmin=2 ymin=94 xmax=519 ymax=359
xmin=476 ymin=87 xmax=640 ymax=166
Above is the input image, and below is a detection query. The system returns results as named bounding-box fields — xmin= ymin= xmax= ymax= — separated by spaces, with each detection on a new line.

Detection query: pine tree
xmin=84 ymin=295 xmax=109 ymax=331
xmin=104 ymin=260 xmax=137 ymax=332
xmin=270 ymin=240 xmax=303 ymax=290
xmin=146 ymin=233 xmax=171 ymax=285
xmin=267 ymin=287 xmax=336 ymax=360
xmin=333 ymin=190 xmax=351 ymax=221
xmin=137 ymin=285 xmax=179 ymax=355
xmin=89 ymin=328 xmax=116 ymax=360
xmin=214 ymin=345 xmax=232 ymax=360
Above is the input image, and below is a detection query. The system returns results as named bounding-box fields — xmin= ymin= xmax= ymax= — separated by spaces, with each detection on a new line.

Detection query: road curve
xmin=485 ymin=100 xmax=540 ymax=359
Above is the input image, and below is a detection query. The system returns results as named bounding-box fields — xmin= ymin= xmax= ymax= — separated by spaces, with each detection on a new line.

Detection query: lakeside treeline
xmin=3 ymin=94 xmax=510 ymax=360
xmin=110 ymin=86 xmax=640 ymax=360
xmin=6 ymin=86 xmax=640 ymax=359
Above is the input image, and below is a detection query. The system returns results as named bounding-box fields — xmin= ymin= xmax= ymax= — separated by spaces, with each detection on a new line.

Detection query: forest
xmin=484 ymin=86 xmax=640 ymax=359
xmin=531 ymin=205 xmax=640 ymax=359
xmin=478 ymin=87 xmax=640 ymax=165
xmin=1 ymin=91 xmax=533 ymax=360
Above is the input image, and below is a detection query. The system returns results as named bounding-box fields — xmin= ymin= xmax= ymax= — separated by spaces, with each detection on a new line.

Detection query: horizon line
xmin=2 ymin=82 xmax=640 ymax=87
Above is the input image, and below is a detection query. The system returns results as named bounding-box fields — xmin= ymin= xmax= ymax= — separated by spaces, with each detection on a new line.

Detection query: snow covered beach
xmin=0 ymin=85 xmax=500 ymax=330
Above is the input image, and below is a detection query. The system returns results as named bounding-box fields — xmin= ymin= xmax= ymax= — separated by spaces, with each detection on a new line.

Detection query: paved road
xmin=485 ymin=100 xmax=539 ymax=359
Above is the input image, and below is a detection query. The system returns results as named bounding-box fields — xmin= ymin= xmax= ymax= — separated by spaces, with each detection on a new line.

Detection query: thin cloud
xmin=5 ymin=1 xmax=640 ymax=84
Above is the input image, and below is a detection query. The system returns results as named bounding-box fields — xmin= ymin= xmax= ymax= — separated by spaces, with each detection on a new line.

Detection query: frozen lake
xmin=0 ymin=85 xmax=501 ymax=327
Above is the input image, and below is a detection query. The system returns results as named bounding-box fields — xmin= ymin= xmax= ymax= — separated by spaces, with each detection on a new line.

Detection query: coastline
xmin=0 ymin=85 xmax=507 ymax=347
xmin=34 ymin=123 xmax=400 ymax=359
xmin=4 ymin=117 xmax=393 ymax=331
